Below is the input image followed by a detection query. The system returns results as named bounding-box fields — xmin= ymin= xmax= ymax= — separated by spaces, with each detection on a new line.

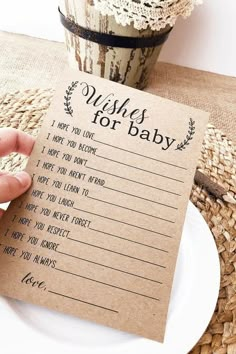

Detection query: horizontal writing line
xmin=104 ymin=186 xmax=178 ymax=210
xmin=96 ymin=154 xmax=184 ymax=183
xmin=55 ymin=268 xmax=160 ymax=302
xmin=57 ymin=250 xmax=162 ymax=284
xmin=88 ymin=195 xmax=174 ymax=223
xmin=93 ymin=139 xmax=187 ymax=170
xmin=73 ymin=207 xmax=172 ymax=238
xmin=90 ymin=227 xmax=168 ymax=253
xmin=48 ymin=290 xmax=118 ymax=313
xmin=68 ymin=237 xmax=166 ymax=268
xmin=86 ymin=166 xmax=180 ymax=196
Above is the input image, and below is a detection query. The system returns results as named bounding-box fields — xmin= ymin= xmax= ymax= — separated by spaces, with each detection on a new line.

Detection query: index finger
xmin=0 ymin=128 xmax=35 ymax=157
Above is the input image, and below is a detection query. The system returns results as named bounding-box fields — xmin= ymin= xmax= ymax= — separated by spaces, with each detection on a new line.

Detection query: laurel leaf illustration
xmin=64 ymin=81 xmax=79 ymax=117
xmin=176 ymin=118 xmax=196 ymax=151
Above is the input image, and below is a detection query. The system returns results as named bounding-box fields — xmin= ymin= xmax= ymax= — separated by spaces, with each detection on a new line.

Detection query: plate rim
xmin=0 ymin=201 xmax=220 ymax=354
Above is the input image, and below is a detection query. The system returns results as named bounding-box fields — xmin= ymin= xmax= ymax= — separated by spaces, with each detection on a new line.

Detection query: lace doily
xmin=93 ymin=0 xmax=203 ymax=31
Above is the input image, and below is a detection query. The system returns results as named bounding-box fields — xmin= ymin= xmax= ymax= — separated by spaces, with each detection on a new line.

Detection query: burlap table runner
xmin=1 ymin=31 xmax=236 ymax=143
xmin=0 ymin=89 xmax=235 ymax=354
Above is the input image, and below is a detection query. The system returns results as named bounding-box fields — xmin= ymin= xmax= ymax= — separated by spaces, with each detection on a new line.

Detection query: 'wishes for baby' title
xmin=75 ymin=81 xmax=177 ymax=151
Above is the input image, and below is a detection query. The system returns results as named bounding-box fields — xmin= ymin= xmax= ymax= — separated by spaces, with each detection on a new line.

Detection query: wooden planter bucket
xmin=59 ymin=0 xmax=172 ymax=89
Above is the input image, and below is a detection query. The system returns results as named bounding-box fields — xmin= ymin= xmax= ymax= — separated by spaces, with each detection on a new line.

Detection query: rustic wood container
xmin=59 ymin=0 xmax=171 ymax=90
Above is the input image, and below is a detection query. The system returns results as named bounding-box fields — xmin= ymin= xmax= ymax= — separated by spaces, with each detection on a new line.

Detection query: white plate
xmin=0 ymin=202 xmax=220 ymax=354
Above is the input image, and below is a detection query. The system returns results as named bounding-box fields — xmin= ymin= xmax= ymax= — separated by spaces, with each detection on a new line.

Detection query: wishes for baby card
xmin=0 ymin=70 xmax=208 ymax=341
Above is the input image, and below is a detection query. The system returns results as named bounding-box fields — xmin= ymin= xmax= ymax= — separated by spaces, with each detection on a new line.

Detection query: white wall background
xmin=0 ymin=0 xmax=235 ymax=77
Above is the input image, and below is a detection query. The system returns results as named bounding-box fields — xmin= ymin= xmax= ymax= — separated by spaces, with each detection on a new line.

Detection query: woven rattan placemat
xmin=0 ymin=89 xmax=235 ymax=354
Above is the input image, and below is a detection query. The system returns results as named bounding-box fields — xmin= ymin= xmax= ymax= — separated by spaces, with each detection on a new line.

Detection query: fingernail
xmin=14 ymin=171 xmax=31 ymax=188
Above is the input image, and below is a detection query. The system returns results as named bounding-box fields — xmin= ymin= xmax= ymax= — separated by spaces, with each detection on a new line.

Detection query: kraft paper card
xmin=0 ymin=70 xmax=208 ymax=342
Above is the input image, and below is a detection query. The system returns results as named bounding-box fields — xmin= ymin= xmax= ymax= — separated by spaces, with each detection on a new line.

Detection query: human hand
xmin=0 ymin=128 xmax=35 ymax=217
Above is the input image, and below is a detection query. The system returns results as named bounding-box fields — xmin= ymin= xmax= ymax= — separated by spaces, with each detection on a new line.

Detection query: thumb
xmin=0 ymin=171 xmax=32 ymax=203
